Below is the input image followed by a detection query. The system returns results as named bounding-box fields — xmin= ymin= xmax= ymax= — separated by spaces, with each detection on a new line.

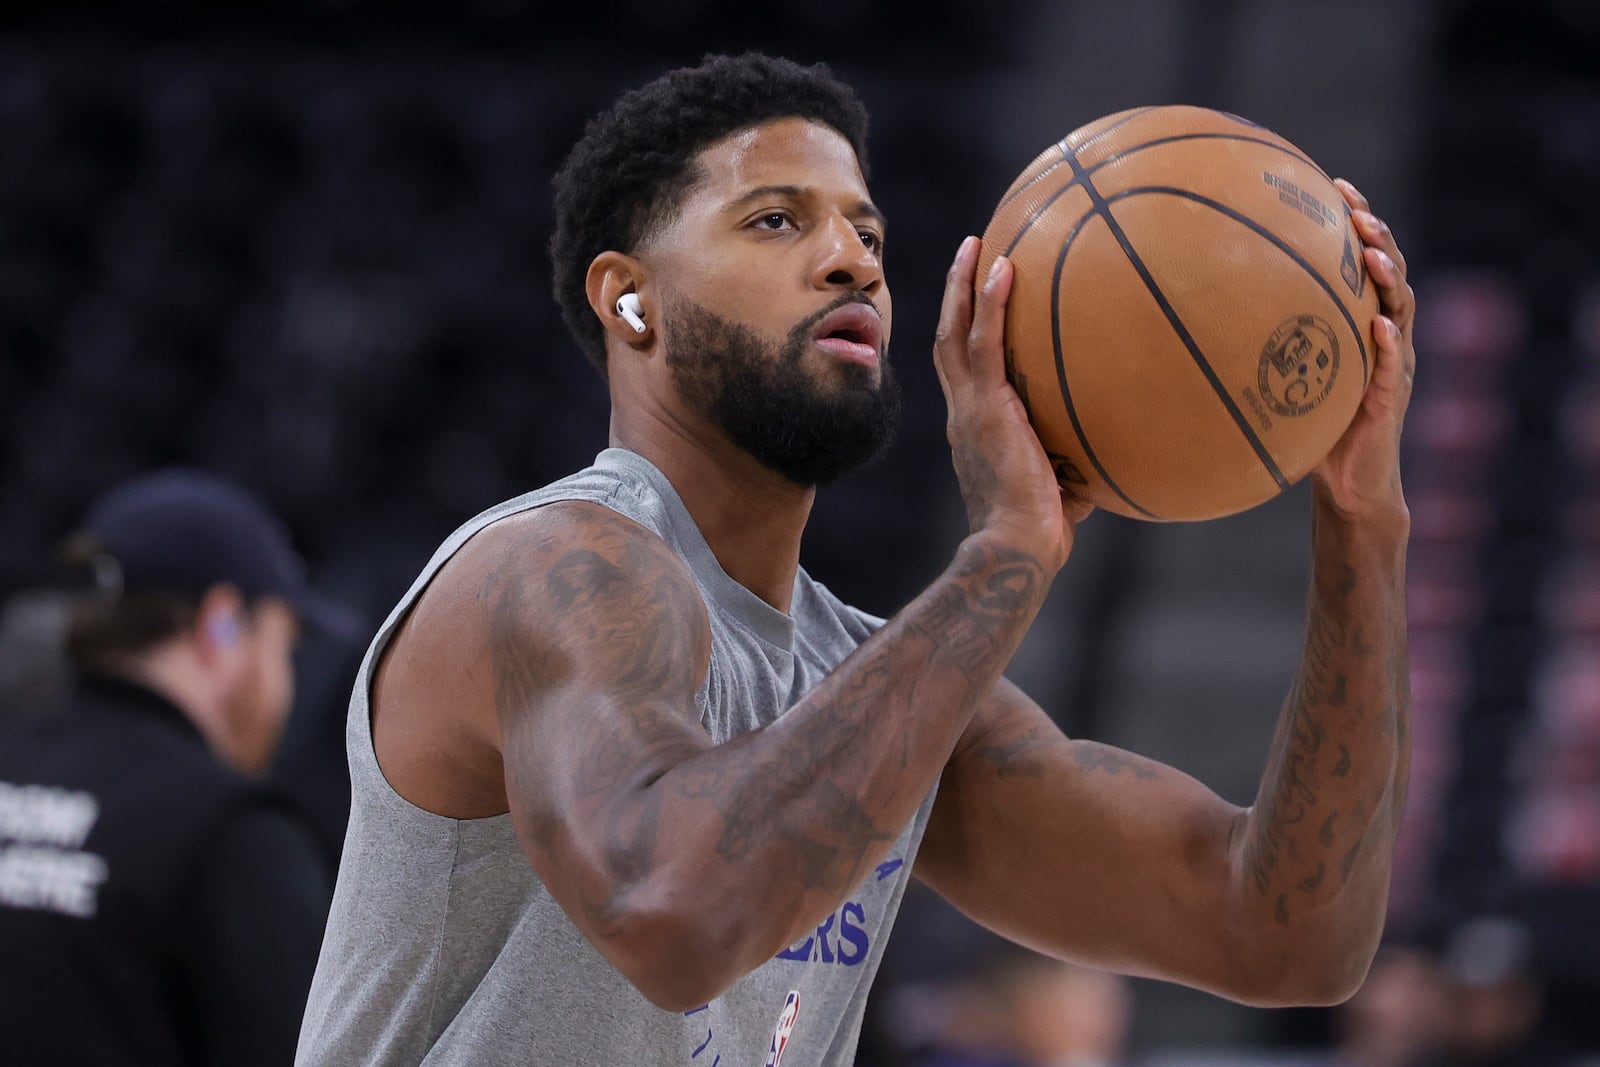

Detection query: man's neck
xmin=98 ymin=647 xmax=235 ymax=767
xmin=610 ymin=417 xmax=813 ymax=614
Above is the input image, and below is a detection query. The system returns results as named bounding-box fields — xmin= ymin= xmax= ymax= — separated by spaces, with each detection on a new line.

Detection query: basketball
xmin=977 ymin=105 xmax=1381 ymax=522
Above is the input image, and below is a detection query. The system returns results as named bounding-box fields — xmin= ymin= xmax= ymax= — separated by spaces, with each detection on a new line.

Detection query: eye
xmin=752 ymin=212 xmax=796 ymax=232
xmin=858 ymin=229 xmax=885 ymax=254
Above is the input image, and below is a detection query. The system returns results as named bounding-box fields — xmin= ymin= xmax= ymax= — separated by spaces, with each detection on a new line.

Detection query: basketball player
xmin=297 ymin=53 xmax=1416 ymax=1066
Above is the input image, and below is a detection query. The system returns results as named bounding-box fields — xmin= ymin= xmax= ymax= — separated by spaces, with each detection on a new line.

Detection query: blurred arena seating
xmin=1399 ymin=0 xmax=1600 ymax=1053
xmin=0 ymin=8 xmax=1011 ymax=615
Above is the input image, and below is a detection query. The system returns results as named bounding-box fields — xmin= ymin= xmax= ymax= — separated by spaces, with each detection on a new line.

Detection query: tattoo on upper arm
xmin=488 ymin=565 xmax=546 ymax=739
xmin=976 ymin=724 xmax=1064 ymax=779
xmin=548 ymin=548 xmax=627 ymax=606
xmin=540 ymin=539 xmax=708 ymax=705
xmin=1070 ymin=742 xmax=1159 ymax=780
xmin=485 ymin=514 xmax=712 ymax=919
xmin=974 ymin=724 xmax=1158 ymax=784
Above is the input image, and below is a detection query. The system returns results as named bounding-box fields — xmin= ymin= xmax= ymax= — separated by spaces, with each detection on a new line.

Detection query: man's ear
xmin=586 ymin=251 xmax=654 ymax=346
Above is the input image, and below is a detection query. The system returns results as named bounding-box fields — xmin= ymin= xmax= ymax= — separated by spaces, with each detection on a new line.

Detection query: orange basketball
xmin=978 ymin=105 xmax=1380 ymax=522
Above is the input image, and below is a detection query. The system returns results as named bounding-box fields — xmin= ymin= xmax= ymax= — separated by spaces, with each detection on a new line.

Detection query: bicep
xmin=474 ymin=504 xmax=715 ymax=927
xmin=917 ymin=679 xmax=1252 ymax=989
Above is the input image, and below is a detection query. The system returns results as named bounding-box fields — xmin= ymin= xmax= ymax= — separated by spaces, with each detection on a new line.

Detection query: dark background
xmin=1 ymin=0 xmax=1596 ymax=1060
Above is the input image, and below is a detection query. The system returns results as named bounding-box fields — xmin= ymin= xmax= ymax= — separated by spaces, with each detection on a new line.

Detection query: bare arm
xmin=919 ymin=502 xmax=1407 ymax=1006
xmin=1239 ymin=493 xmax=1409 ymax=997
xmin=918 ymin=181 xmax=1415 ymax=1007
xmin=484 ymin=238 xmax=1083 ymax=1011
xmin=486 ymin=508 xmax=1045 ymax=1010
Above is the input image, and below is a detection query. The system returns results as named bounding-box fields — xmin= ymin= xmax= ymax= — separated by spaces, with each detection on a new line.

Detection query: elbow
xmin=600 ymin=895 xmax=749 ymax=1012
xmin=628 ymin=968 xmax=726 ymax=1015
xmin=1254 ymin=949 xmax=1373 ymax=1008
xmin=1227 ymin=928 xmax=1379 ymax=1008
xmin=628 ymin=962 xmax=729 ymax=1015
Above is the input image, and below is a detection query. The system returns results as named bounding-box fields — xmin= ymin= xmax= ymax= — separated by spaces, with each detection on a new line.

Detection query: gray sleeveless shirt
xmin=297 ymin=448 xmax=937 ymax=1066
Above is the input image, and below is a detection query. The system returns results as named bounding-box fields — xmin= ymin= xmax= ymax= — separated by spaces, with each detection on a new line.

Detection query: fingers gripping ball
xmin=978 ymin=106 xmax=1381 ymax=522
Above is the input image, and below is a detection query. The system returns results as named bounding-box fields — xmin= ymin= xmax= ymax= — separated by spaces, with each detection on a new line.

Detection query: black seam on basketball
xmin=992 ymin=143 xmax=1069 ymax=216
xmin=1046 ymin=188 xmax=1164 ymax=520
xmin=1106 ymin=186 xmax=1372 ymax=382
xmin=1067 ymin=105 xmax=1165 ymax=154
xmin=994 ymin=107 xmax=1168 ymax=215
xmin=1217 ymin=110 xmax=1267 ymax=131
xmin=1094 ymin=131 xmax=1323 ymax=179
xmin=1003 ymin=174 xmax=1082 ymax=257
xmin=1064 ymin=151 xmax=1291 ymax=492
xmin=999 ymin=130 xmax=1327 ymax=263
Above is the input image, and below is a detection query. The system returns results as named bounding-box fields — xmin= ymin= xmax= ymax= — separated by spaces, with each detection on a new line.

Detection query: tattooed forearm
xmin=910 ymin=539 xmax=1046 ymax=682
xmin=687 ymin=538 xmax=1053 ymax=893
xmin=491 ymin=506 xmax=1057 ymax=973
xmin=1243 ymin=504 xmax=1409 ymax=929
xmin=918 ymin=585 xmax=997 ymax=677
xmin=685 ymin=539 xmax=1048 ymax=898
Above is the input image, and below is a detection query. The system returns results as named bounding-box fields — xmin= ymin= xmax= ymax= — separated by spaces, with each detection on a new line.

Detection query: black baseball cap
xmin=77 ymin=469 xmax=364 ymax=640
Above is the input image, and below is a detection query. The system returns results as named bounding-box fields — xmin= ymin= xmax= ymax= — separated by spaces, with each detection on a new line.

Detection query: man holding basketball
xmin=298 ymin=53 xmax=1416 ymax=1066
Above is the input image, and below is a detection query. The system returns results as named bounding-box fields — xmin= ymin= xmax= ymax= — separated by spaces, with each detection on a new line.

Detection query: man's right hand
xmin=932 ymin=236 xmax=1091 ymax=576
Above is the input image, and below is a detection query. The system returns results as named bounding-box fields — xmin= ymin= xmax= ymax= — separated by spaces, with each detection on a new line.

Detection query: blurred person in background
xmin=1332 ymin=941 xmax=1449 ymax=1067
xmin=1000 ymin=954 xmax=1132 ymax=1067
xmin=0 ymin=469 xmax=357 ymax=1067
xmin=907 ymin=945 xmax=1133 ymax=1067
xmin=1417 ymin=915 xmax=1579 ymax=1067
xmin=0 ymin=587 xmax=75 ymax=713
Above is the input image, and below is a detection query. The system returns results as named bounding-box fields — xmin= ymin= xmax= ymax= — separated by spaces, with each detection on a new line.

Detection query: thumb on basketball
xmin=1361 ymin=315 xmax=1411 ymax=422
xmin=1345 ymin=236 xmax=1414 ymax=436
xmin=1310 ymin=186 xmax=1415 ymax=519
xmin=932 ymin=235 xmax=981 ymax=403
xmin=968 ymin=254 xmax=1014 ymax=390
xmin=1310 ymin=309 xmax=1412 ymax=519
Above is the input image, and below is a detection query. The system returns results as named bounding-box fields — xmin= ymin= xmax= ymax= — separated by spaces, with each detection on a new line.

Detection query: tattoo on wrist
xmin=913 ymin=541 xmax=1045 ymax=678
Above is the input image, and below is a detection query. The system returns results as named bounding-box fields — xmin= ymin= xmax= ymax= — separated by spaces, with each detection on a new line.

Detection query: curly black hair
xmin=549 ymin=53 xmax=871 ymax=378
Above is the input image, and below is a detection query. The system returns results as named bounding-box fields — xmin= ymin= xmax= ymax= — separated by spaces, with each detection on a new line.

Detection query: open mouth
xmin=813 ymin=304 xmax=883 ymax=367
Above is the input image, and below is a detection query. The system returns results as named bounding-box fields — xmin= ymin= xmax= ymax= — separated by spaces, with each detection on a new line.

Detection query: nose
xmin=812 ymin=215 xmax=883 ymax=296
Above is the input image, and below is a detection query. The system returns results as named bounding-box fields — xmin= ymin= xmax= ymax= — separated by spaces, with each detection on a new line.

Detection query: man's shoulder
xmin=403 ymin=494 xmax=704 ymax=675
xmin=453 ymin=452 xmax=668 ymax=540
xmin=444 ymin=497 xmax=687 ymax=592
xmin=436 ymin=451 xmax=679 ymax=578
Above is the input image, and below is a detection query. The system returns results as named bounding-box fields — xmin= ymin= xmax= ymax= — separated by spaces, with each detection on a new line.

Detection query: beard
xmin=663 ymin=295 xmax=902 ymax=487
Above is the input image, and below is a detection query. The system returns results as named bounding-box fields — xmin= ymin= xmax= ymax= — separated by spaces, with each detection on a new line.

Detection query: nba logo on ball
xmin=1258 ymin=314 xmax=1341 ymax=417
xmin=764 ymin=991 xmax=801 ymax=1067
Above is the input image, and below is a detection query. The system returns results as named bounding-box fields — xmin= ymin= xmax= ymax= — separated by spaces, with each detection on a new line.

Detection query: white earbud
xmin=615 ymin=293 xmax=647 ymax=334
xmin=208 ymin=614 xmax=241 ymax=647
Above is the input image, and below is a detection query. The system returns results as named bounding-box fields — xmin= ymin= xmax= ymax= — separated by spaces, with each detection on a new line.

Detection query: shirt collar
xmin=72 ymin=670 xmax=207 ymax=745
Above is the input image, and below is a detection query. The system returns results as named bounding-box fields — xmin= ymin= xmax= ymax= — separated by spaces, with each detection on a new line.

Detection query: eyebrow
xmin=727 ymin=184 xmax=888 ymax=229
